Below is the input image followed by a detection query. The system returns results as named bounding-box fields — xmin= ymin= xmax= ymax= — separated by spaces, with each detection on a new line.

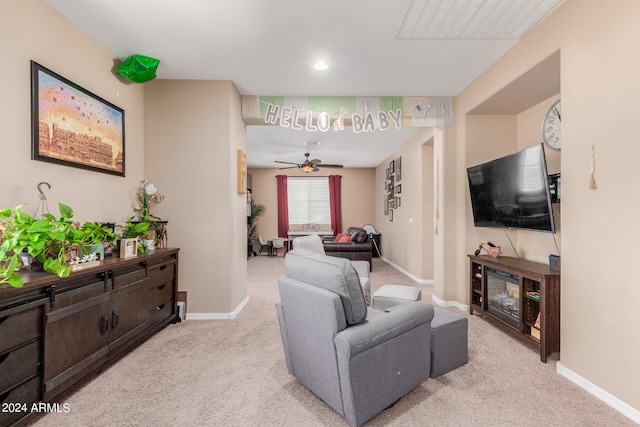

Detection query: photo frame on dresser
xmin=120 ymin=238 xmax=138 ymax=258
xmin=30 ymin=61 xmax=125 ymax=176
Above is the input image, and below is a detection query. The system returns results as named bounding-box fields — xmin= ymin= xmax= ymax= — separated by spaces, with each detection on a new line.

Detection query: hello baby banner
xmin=241 ymin=96 xmax=453 ymax=132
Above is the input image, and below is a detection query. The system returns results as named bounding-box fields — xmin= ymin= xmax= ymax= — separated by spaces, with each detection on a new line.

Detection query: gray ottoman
xmin=430 ymin=307 xmax=468 ymax=378
xmin=372 ymin=284 xmax=422 ymax=310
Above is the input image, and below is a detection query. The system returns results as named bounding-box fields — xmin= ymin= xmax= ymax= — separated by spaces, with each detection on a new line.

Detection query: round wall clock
xmin=541 ymin=99 xmax=561 ymax=150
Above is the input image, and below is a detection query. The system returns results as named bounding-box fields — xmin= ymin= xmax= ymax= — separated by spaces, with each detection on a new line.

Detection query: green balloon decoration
xmin=116 ymin=55 xmax=160 ymax=83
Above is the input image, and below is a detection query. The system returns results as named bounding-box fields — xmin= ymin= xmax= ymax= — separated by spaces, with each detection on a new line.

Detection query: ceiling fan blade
xmin=310 ymin=159 xmax=321 ymax=164
xmin=278 ymin=165 xmax=299 ymax=170
xmin=274 ymin=160 xmax=300 ymax=165
xmin=317 ymin=164 xmax=344 ymax=168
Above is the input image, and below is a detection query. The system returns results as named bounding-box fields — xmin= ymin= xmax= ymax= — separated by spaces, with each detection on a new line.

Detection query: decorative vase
xmin=142 ymin=239 xmax=155 ymax=251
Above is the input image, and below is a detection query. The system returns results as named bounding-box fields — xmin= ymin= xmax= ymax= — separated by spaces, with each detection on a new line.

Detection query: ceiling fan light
xmin=301 ymin=165 xmax=314 ymax=173
xmin=313 ymin=61 xmax=328 ymax=71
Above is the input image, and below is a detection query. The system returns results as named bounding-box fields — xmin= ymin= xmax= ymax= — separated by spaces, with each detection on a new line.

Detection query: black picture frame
xmin=31 ymin=61 xmax=125 ymax=176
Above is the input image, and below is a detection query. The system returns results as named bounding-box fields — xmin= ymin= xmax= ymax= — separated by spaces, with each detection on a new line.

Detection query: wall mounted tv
xmin=466 ymin=143 xmax=556 ymax=233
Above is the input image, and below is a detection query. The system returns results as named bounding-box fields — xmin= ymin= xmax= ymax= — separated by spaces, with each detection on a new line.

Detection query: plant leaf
xmin=8 ymin=275 xmax=23 ymax=288
xmin=58 ymin=203 xmax=74 ymax=219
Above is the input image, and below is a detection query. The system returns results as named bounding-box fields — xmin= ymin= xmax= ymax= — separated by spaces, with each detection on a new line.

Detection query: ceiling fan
xmin=275 ymin=153 xmax=344 ymax=173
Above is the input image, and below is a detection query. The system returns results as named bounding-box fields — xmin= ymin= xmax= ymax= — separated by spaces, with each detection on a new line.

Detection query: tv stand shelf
xmin=469 ymin=255 xmax=560 ymax=362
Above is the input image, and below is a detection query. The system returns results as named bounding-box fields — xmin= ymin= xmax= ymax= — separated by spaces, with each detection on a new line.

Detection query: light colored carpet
xmin=32 ymin=256 xmax=634 ymax=426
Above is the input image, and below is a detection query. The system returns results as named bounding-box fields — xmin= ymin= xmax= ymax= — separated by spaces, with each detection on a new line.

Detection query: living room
xmin=1 ymin=0 xmax=639 ymax=425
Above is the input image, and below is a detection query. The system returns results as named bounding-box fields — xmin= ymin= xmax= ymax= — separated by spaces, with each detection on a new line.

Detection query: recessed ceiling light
xmin=313 ymin=61 xmax=328 ymax=71
xmin=305 ymin=141 xmax=320 ymax=146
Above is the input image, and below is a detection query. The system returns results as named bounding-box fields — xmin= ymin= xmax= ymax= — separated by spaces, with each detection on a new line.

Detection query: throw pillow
xmin=337 ymin=234 xmax=351 ymax=242
xmin=334 ymin=233 xmax=345 ymax=242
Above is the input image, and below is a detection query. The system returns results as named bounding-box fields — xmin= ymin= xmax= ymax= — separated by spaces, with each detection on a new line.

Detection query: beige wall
xmin=0 ymin=0 xmax=145 ymax=222
xmin=247 ymin=167 xmax=375 ymax=246
xmin=448 ymin=0 xmax=640 ymax=415
xmin=145 ymin=80 xmax=247 ymax=316
xmin=375 ymin=128 xmax=434 ymax=282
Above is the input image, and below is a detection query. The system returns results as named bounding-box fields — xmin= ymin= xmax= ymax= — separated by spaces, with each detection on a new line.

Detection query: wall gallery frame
xmin=31 ymin=61 xmax=125 ymax=176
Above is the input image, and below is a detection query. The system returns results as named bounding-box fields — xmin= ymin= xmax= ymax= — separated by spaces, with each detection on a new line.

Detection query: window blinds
xmin=287 ymin=177 xmax=330 ymax=225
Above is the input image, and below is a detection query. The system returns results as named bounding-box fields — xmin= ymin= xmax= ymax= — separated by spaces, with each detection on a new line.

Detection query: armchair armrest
xmin=334 ymin=302 xmax=434 ymax=357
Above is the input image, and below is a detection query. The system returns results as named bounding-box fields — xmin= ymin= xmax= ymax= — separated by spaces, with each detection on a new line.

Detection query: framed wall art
xmin=31 ymin=61 xmax=125 ymax=176
xmin=237 ymin=149 xmax=247 ymax=194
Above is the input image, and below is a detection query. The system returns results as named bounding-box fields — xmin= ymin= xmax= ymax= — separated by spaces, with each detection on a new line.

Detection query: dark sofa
xmin=323 ymin=227 xmax=372 ymax=270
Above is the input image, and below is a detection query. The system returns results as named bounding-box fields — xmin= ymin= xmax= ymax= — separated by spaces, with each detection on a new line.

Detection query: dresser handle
xmin=156 ymin=303 xmax=165 ymax=311
xmin=111 ymin=310 xmax=119 ymax=329
xmin=159 ymin=265 xmax=167 ymax=271
xmin=100 ymin=315 xmax=108 ymax=333
xmin=157 ymin=284 xmax=166 ymax=290
xmin=0 ymin=353 xmax=9 ymax=365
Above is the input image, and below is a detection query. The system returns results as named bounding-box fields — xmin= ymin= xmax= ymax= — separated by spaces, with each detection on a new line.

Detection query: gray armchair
xmin=275 ymin=248 xmax=434 ymax=427
xmin=292 ymin=233 xmax=371 ymax=303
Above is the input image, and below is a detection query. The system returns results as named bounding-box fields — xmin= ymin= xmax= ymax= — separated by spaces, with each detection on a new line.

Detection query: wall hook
xmin=34 ymin=182 xmax=51 ymax=218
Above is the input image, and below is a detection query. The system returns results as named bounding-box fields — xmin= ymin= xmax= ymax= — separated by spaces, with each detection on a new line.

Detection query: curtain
xmin=276 ymin=175 xmax=289 ymax=238
xmin=328 ymin=175 xmax=342 ymax=234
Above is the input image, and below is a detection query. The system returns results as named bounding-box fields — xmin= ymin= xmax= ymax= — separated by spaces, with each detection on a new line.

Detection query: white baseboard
xmin=185 ymin=296 xmax=249 ymax=320
xmin=380 ymin=257 xmax=470 ymax=313
xmin=556 ymin=362 xmax=640 ymax=424
xmin=431 ymin=294 xmax=469 ymax=313
xmin=380 ymin=256 xmax=434 ymax=286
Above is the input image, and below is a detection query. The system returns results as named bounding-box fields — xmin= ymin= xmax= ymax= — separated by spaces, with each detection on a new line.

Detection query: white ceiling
xmin=45 ymin=0 xmax=564 ymax=168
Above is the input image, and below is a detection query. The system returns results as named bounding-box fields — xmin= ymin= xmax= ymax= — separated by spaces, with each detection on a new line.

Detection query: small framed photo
xmin=120 ymin=238 xmax=138 ymax=258
xmin=390 ymin=160 xmax=395 ymax=174
xmin=389 ymin=209 xmax=394 ymax=222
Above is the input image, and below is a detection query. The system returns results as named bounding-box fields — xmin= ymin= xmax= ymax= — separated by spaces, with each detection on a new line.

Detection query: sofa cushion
xmin=284 ymin=248 xmax=367 ymax=325
xmin=352 ymin=229 xmax=368 ymax=243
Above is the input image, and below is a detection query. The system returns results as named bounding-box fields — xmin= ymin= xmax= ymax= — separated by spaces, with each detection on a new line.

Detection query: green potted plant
xmin=0 ymin=203 xmax=84 ymax=288
xmin=132 ymin=179 xmax=166 ymax=251
xmin=249 ymin=201 xmax=266 ymax=254
xmin=79 ymin=222 xmax=118 ymax=260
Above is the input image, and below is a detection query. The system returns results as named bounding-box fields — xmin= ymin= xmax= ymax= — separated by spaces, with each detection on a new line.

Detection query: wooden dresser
xmin=0 ymin=248 xmax=179 ymax=426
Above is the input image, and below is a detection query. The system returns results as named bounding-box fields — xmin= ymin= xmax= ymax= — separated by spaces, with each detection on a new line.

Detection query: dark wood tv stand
xmin=469 ymin=254 xmax=560 ymax=362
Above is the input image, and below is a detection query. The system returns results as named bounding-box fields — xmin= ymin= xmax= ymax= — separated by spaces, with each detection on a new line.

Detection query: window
xmin=287 ymin=177 xmax=330 ymax=225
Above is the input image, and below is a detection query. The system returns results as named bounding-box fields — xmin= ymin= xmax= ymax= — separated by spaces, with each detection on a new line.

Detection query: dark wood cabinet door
xmin=44 ymin=281 xmax=110 ymax=398
xmin=108 ymin=283 xmax=147 ymax=345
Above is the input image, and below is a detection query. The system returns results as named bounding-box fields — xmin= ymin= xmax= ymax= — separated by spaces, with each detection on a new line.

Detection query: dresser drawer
xmin=0 ymin=341 xmax=40 ymax=392
xmin=0 ymin=375 xmax=41 ymax=427
xmin=148 ymin=261 xmax=175 ymax=284
xmin=146 ymin=280 xmax=174 ymax=312
xmin=148 ymin=300 xmax=173 ymax=326
xmin=0 ymin=306 xmax=42 ymax=354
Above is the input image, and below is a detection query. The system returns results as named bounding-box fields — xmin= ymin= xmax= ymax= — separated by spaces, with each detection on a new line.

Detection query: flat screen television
xmin=466 ymin=143 xmax=556 ymax=233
